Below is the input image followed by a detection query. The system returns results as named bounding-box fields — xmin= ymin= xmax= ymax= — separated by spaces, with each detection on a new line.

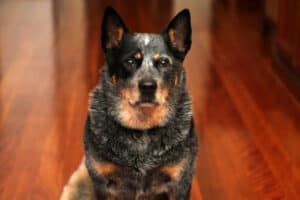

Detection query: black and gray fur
xmin=83 ymin=6 xmax=197 ymax=200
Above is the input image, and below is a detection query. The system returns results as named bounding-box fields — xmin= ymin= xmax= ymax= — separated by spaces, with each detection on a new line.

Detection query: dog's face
xmin=101 ymin=7 xmax=191 ymax=130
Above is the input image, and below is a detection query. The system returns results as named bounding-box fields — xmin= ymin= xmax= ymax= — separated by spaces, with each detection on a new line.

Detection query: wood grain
xmin=0 ymin=0 xmax=299 ymax=199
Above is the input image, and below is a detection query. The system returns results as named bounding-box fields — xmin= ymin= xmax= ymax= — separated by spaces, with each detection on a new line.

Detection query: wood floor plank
xmin=210 ymin=6 xmax=300 ymax=198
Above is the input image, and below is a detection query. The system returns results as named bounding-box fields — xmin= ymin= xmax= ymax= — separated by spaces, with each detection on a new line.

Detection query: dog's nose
xmin=138 ymin=79 xmax=157 ymax=94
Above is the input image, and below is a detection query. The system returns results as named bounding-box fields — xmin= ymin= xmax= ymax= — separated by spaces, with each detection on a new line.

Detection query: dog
xmin=60 ymin=6 xmax=198 ymax=200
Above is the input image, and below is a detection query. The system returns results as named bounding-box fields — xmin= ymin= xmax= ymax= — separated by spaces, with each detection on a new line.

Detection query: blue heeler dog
xmin=61 ymin=6 xmax=198 ymax=200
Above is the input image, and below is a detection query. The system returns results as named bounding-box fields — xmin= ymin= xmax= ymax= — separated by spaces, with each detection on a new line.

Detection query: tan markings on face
xmin=90 ymin=157 xmax=118 ymax=176
xmin=174 ymin=75 xmax=179 ymax=86
xmin=106 ymin=28 xmax=124 ymax=49
xmin=134 ymin=52 xmax=142 ymax=60
xmin=161 ymin=159 xmax=187 ymax=180
xmin=168 ymin=29 xmax=176 ymax=45
xmin=168 ymin=28 xmax=185 ymax=52
xmin=155 ymin=84 xmax=169 ymax=105
xmin=112 ymin=75 xmax=117 ymax=84
xmin=118 ymin=83 xmax=169 ymax=130
xmin=153 ymin=53 xmax=160 ymax=61
xmin=117 ymin=28 xmax=124 ymax=41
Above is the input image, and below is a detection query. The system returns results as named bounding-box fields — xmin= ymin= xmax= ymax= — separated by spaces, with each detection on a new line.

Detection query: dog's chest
xmin=88 ymin=156 xmax=183 ymax=200
xmin=103 ymin=167 xmax=174 ymax=199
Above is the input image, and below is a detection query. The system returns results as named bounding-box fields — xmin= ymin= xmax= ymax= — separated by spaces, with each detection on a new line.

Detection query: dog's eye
xmin=124 ymin=58 xmax=136 ymax=67
xmin=157 ymin=58 xmax=170 ymax=67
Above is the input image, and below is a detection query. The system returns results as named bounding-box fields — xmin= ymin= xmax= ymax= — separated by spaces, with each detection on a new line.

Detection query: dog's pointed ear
xmin=101 ymin=6 xmax=128 ymax=51
xmin=162 ymin=9 xmax=191 ymax=60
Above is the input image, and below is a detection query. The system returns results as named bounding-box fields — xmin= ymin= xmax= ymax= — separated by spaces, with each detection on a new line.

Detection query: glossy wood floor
xmin=1 ymin=0 xmax=300 ymax=199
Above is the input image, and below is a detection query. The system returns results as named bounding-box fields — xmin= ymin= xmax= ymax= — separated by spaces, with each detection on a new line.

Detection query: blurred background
xmin=0 ymin=0 xmax=300 ymax=199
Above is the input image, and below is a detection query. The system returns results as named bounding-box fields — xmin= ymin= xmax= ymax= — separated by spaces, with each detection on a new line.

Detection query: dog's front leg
xmin=60 ymin=159 xmax=96 ymax=200
xmin=172 ymin=173 xmax=193 ymax=200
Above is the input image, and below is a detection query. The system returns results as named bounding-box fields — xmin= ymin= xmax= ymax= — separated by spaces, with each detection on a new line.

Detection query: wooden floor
xmin=1 ymin=0 xmax=300 ymax=199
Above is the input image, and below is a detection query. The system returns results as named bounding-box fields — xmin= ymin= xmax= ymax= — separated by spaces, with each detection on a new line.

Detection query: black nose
xmin=139 ymin=79 xmax=157 ymax=94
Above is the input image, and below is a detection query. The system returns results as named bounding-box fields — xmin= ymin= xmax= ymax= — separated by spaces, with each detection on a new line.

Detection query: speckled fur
xmin=62 ymin=6 xmax=198 ymax=200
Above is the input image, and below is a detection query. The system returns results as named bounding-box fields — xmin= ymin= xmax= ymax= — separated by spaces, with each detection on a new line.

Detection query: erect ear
xmin=101 ymin=6 xmax=128 ymax=51
xmin=162 ymin=9 xmax=192 ymax=60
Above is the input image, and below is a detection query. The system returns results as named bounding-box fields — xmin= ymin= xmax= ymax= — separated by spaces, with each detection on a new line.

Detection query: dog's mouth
xmin=129 ymin=100 xmax=159 ymax=108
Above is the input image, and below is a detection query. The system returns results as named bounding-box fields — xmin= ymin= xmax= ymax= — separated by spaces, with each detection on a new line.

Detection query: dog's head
xmin=100 ymin=7 xmax=192 ymax=130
